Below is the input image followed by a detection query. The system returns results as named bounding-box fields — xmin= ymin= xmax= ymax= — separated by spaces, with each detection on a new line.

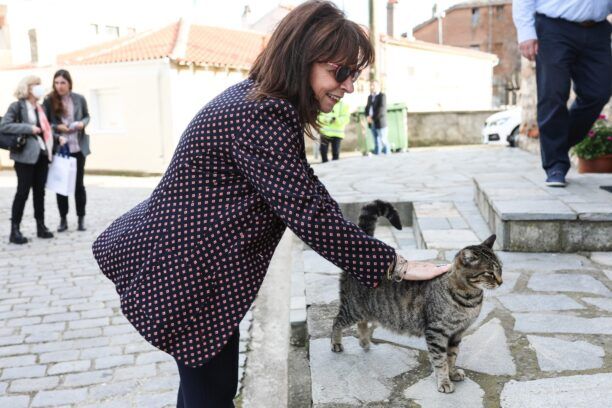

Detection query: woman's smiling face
xmin=310 ymin=62 xmax=355 ymax=113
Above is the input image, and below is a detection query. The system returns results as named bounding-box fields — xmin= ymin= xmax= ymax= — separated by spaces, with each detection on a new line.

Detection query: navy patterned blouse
xmin=92 ymin=79 xmax=395 ymax=367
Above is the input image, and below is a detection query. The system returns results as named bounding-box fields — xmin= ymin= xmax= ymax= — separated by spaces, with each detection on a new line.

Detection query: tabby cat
xmin=331 ymin=200 xmax=502 ymax=393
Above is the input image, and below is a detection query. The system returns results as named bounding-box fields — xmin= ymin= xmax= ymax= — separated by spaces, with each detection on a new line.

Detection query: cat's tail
xmin=358 ymin=200 xmax=402 ymax=236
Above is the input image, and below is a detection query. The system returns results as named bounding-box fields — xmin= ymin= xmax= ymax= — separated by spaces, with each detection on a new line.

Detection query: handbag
xmin=46 ymin=146 xmax=77 ymax=197
xmin=0 ymin=108 xmax=29 ymax=153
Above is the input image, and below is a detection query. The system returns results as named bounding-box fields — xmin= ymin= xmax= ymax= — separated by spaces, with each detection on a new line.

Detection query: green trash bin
xmin=351 ymin=103 xmax=408 ymax=154
xmin=387 ymin=103 xmax=408 ymax=152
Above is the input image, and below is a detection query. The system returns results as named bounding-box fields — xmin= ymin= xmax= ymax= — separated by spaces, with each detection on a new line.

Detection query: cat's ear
xmin=460 ymin=249 xmax=477 ymax=266
xmin=482 ymin=234 xmax=496 ymax=249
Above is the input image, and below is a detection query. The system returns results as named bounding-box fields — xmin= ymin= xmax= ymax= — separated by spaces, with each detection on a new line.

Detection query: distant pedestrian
xmin=92 ymin=1 xmax=449 ymax=407
xmin=43 ymin=69 xmax=91 ymax=231
xmin=0 ymin=75 xmax=55 ymax=244
xmin=365 ymin=80 xmax=390 ymax=155
xmin=318 ymin=99 xmax=350 ymax=162
xmin=512 ymin=0 xmax=612 ymax=187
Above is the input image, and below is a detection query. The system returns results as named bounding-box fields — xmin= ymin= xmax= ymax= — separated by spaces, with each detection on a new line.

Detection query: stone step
xmin=473 ymin=174 xmax=612 ymax=252
xmin=412 ymin=201 xmax=490 ymax=250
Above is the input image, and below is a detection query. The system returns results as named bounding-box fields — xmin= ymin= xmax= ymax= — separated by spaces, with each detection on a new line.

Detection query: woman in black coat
xmin=0 ymin=75 xmax=55 ymax=244
xmin=93 ymin=1 xmax=450 ymax=407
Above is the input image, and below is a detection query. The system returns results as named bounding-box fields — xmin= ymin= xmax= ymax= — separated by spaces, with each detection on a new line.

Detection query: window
xmin=91 ymin=88 xmax=125 ymax=132
xmin=104 ymin=25 xmax=120 ymax=38
xmin=28 ymin=29 xmax=38 ymax=63
xmin=496 ymin=6 xmax=504 ymax=19
xmin=0 ymin=27 xmax=8 ymax=50
xmin=471 ymin=8 xmax=480 ymax=27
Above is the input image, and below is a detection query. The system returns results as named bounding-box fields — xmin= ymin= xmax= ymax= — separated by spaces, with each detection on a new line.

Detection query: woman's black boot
xmin=58 ymin=216 xmax=68 ymax=232
xmin=77 ymin=216 xmax=86 ymax=231
xmin=36 ymin=220 xmax=54 ymax=239
xmin=9 ymin=222 xmax=28 ymax=244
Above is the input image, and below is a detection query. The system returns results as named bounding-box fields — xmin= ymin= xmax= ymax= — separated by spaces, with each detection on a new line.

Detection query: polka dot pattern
xmin=92 ymin=79 xmax=395 ymax=367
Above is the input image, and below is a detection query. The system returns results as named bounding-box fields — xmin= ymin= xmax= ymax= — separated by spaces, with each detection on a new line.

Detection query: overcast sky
xmin=6 ymin=0 xmax=465 ymax=33
xmin=192 ymin=0 xmax=465 ymax=33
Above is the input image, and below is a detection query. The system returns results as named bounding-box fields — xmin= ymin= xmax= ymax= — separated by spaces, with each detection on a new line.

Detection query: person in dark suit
xmin=365 ymin=80 xmax=390 ymax=155
xmin=92 ymin=1 xmax=450 ymax=407
xmin=513 ymin=0 xmax=611 ymax=186
xmin=43 ymin=69 xmax=91 ymax=231
xmin=1 ymin=75 xmax=55 ymax=244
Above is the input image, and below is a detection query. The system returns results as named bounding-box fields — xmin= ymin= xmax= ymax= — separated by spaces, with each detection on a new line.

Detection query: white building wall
xmin=0 ymin=60 xmax=174 ymax=173
xmin=168 ymin=66 xmax=248 ymax=146
xmin=382 ymin=42 xmax=495 ymax=112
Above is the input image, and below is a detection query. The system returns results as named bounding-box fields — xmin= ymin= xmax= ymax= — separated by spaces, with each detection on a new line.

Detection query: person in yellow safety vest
xmin=318 ymin=100 xmax=350 ymax=162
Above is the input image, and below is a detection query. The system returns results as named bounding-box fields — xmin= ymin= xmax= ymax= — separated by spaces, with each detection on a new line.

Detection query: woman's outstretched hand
xmin=390 ymin=254 xmax=450 ymax=281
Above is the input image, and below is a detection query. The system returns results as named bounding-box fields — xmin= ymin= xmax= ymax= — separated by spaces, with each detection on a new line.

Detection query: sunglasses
xmin=326 ymin=62 xmax=361 ymax=83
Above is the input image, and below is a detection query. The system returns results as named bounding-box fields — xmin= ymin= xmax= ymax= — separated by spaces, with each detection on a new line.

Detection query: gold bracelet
xmin=393 ymin=267 xmax=404 ymax=283
xmin=386 ymin=256 xmax=397 ymax=281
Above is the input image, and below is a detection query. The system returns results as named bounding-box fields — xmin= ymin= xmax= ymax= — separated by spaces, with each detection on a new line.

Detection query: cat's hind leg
xmin=331 ymin=309 xmax=358 ymax=353
xmin=425 ymin=327 xmax=454 ymax=393
xmin=448 ymin=335 xmax=465 ymax=382
xmin=357 ymin=321 xmax=372 ymax=350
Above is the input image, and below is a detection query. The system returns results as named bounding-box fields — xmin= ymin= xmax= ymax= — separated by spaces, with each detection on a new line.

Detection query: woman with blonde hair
xmin=0 ymin=75 xmax=55 ymax=244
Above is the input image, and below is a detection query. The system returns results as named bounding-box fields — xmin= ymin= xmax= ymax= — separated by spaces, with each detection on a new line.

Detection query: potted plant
xmin=572 ymin=115 xmax=612 ymax=173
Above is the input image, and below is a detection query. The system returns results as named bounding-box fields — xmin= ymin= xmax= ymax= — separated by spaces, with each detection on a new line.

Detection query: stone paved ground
xmin=0 ymin=174 xmax=252 ymax=408
xmin=0 ymin=145 xmax=611 ymax=407
xmin=300 ymin=146 xmax=612 ymax=407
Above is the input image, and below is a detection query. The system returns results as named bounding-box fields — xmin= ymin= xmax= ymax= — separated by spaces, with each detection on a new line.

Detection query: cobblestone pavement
xmin=0 ymin=174 xmax=251 ymax=408
xmin=0 ymin=145 xmax=610 ymax=407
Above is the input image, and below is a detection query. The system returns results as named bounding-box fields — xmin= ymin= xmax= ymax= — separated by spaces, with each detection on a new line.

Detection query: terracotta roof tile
xmin=183 ymin=25 xmax=268 ymax=69
xmin=57 ymin=21 xmax=267 ymax=69
xmin=58 ymin=23 xmax=179 ymax=65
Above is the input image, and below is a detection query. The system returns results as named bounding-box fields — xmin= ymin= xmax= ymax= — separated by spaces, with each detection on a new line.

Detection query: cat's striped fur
xmin=331 ymin=200 xmax=502 ymax=393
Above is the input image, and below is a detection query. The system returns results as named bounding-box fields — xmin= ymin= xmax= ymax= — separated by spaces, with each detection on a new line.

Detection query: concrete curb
xmin=241 ymin=230 xmax=294 ymax=408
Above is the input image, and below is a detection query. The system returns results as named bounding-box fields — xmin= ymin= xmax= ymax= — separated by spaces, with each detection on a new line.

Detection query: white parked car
xmin=482 ymin=108 xmax=521 ymax=147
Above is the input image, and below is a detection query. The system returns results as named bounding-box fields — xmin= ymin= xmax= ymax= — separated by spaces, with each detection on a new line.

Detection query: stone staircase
xmin=287 ymin=173 xmax=612 ymax=407
xmin=473 ymin=174 xmax=612 ymax=252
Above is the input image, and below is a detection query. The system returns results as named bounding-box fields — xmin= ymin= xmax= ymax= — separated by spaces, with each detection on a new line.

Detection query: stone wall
xmin=303 ymin=110 xmax=500 ymax=155
xmin=406 ymin=110 xmax=500 ymax=147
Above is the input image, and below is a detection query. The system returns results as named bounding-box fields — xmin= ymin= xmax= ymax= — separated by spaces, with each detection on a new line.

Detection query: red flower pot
xmin=578 ymin=154 xmax=612 ymax=173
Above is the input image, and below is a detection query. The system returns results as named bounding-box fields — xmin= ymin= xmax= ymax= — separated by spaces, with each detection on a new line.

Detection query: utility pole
xmin=369 ymin=0 xmax=377 ymax=83
xmin=435 ymin=1 xmax=445 ymax=45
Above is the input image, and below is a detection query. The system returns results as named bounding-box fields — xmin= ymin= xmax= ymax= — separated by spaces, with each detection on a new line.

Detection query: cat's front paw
xmin=450 ymin=368 xmax=465 ymax=382
xmin=437 ymin=379 xmax=455 ymax=393
xmin=331 ymin=343 xmax=344 ymax=353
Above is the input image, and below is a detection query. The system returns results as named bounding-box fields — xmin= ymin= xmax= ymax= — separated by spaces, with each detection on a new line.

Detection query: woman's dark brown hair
xmin=49 ymin=69 xmax=73 ymax=118
xmin=249 ymin=0 xmax=374 ymax=138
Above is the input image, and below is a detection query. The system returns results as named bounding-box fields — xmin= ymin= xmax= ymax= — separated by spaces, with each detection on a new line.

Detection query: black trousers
xmin=535 ymin=14 xmax=611 ymax=174
xmin=12 ymin=152 xmax=49 ymax=224
xmin=320 ymin=137 xmax=341 ymax=163
xmin=175 ymin=330 xmax=240 ymax=408
xmin=57 ymin=152 xmax=86 ymax=217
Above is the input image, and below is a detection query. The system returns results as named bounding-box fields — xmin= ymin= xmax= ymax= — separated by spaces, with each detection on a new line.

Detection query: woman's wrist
xmin=387 ymin=254 xmax=406 ymax=282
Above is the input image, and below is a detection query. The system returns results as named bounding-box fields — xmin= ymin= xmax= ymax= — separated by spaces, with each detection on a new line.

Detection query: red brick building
xmin=413 ymin=0 xmax=520 ymax=107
